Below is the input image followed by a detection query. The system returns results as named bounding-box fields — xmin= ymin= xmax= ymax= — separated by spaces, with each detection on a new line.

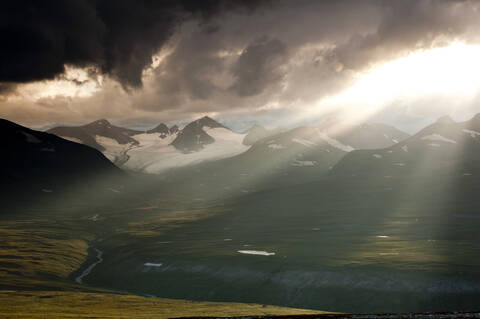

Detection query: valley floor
xmin=0 ymin=215 xmax=326 ymax=318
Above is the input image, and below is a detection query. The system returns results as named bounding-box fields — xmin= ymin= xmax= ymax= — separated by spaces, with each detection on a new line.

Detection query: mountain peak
xmin=169 ymin=125 xmax=179 ymax=134
xmin=89 ymin=119 xmax=111 ymax=126
xmin=194 ymin=116 xmax=225 ymax=129
xmin=436 ymin=115 xmax=454 ymax=125
xmin=470 ymin=113 xmax=480 ymax=122
xmin=147 ymin=123 xmax=169 ymax=135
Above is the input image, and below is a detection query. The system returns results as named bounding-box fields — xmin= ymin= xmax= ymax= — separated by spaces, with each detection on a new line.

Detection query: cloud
xmin=0 ymin=83 xmax=17 ymax=98
xmin=230 ymin=37 xmax=287 ymax=96
xmin=0 ymin=0 xmax=268 ymax=88
xmin=332 ymin=0 xmax=480 ymax=71
xmin=2 ymin=0 xmax=480 ymax=130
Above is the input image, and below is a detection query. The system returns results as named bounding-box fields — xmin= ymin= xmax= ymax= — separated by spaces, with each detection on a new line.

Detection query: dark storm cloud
xmin=230 ymin=37 xmax=287 ymax=97
xmin=3 ymin=0 xmax=480 ymax=128
xmin=0 ymin=0 xmax=267 ymax=88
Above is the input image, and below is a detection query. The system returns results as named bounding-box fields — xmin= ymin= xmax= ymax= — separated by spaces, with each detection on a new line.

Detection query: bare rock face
xmin=171 ymin=116 xmax=226 ymax=153
xmin=48 ymin=119 xmax=142 ymax=151
xmin=169 ymin=125 xmax=179 ymax=134
xmin=147 ymin=123 xmax=170 ymax=138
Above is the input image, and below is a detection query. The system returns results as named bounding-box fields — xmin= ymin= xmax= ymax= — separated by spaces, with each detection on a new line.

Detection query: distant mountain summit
xmin=242 ymin=124 xmax=279 ymax=145
xmin=332 ymin=113 xmax=480 ymax=177
xmin=169 ymin=125 xmax=179 ymax=134
xmin=47 ymin=116 xmax=248 ymax=173
xmin=171 ymin=116 xmax=226 ymax=152
xmin=147 ymin=123 xmax=170 ymax=138
xmin=48 ymin=119 xmax=142 ymax=151
xmin=318 ymin=121 xmax=410 ymax=149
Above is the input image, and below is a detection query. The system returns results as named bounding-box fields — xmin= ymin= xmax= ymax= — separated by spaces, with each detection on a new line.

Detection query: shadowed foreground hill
xmin=0 ymin=118 xmax=126 ymax=211
xmin=0 ymin=118 xmax=122 ymax=185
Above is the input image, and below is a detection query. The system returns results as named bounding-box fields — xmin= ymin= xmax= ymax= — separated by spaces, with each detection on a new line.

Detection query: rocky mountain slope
xmin=332 ymin=114 xmax=480 ymax=177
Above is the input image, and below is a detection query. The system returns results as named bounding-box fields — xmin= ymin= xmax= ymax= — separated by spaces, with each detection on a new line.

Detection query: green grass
xmin=0 ymin=220 xmax=93 ymax=290
xmin=0 ymin=216 xmax=329 ymax=318
xmin=0 ymin=290 xmax=326 ymax=319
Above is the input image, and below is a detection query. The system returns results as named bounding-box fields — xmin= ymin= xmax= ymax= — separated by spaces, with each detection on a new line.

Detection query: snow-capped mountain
xmin=48 ymin=116 xmax=249 ymax=173
xmin=171 ymin=116 xmax=226 ymax=152
xmin=242 ymin=124 xmax=280 ymax=146
xmin=125 ymin=117 xmax=248 ymax=173
xmin=318 ymin=120 xmax=410 ymax=150
xmin=47 ymin=119 xmax=142 ymax=151
xmin=159 ymin=121 xmax=411 ymax=197
xmin=332 ymin=113 xmax=480 ymax=177
xmin=227 ymin=121 xmax=409 ymax=174
xmin=146 ymin=123 xmax=170 ymax=138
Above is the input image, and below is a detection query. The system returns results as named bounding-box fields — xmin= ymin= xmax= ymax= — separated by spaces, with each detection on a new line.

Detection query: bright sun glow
xmin=15 ymin=66 xmax=102 ymax=100
xmin=314 ymin=42 xmax=480 ymax=126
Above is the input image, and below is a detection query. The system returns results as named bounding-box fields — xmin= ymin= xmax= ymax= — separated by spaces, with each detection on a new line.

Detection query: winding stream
xmin=75 ymin=248 xmax=103 ymax=284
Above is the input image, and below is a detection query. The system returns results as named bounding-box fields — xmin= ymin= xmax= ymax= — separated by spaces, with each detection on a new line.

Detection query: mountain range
xmin=333 ymin=114 xmax=480 ymax=177
xmin=47 ymin=116 xmax=249 ymax=171
xmin=46 ymin=116 xmax=410 ymax=178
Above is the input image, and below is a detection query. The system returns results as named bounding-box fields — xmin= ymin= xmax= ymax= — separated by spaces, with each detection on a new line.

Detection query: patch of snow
xmin=392 ymin=139 xmax=399 ymax=143
xmin=387 ymin=150 xmax=393 ymax=153
xmin=291 ymin=160 xmax=316 ymax=167
xmin=238 ymin=250 xmax=275 ymax=256
xmin=124 ymin=129 xmax=248 ymax=173
xmin=316 ymin=130 xmax=355 ymax=152
xmin=224 ymin=239 xmax=232 ymax=241
xmin=383 ymin=134 xmax=389 ymax=139
xmin=268 ymin=143 xmax=285 ymax=150
xmin=108 ymin=188 xmax=120 ymax=193
xmin=463 ymin=129 xmax=480 ymax=138
xmin=22 ymin=131 xmax=41 ymax=143
xmin=428 ymin=143 xmax=441 ymax=147
xmin=393 ymin=163 xmax=405 ymax=166
xmin=421 ymin=134 xmax=457 ymax=144
xmin=144 ymin=262 xmax=163 ymax=267
xmin=376 ymin=235 xmax=389 ymax=238
xmin=463 ymin=173 xmax=473 ymax=176
xmin=292 ymin=138 xmax=316 ymax=147
xmin=373 ymin=154 xmax=383 ymax=159
xmin=401 ymin=145 xmax=408 ymax=152
xmin=95 ymin=135 xmax=133 ymax=162
xmin=379 ymin=252 xmax=399 ymax=256
xmin=89 ymin=214 xmax=99 ymax=221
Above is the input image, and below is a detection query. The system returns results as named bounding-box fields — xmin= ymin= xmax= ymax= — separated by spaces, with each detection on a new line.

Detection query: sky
xmin=2 ymin=0 xmax=480 ymax=133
